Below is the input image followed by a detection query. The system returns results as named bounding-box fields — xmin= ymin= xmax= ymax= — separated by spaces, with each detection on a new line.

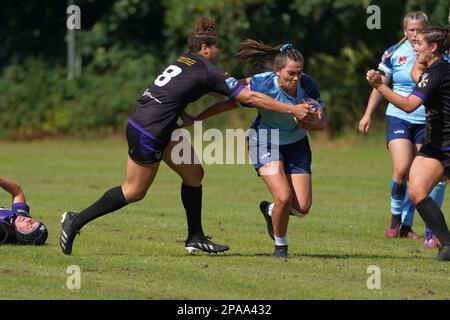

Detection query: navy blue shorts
xmin=248 ymin=136 xmax=312 ymax=174
xmin=126 ymin=119 xmax=168 ymax=164
xmin=385 ymin=115 xmax=425 ymax=146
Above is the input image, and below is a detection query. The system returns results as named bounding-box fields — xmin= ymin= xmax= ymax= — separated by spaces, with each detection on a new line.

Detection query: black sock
xmin=399 ymin=225 xmax=412 ymax=237
xmin=73 ymin=186 xmax=128 ymax=230
xmin=181 ymin=184 xmax=204 ymax=239
xmin=416 ymin=196 xmax=450 ymax=246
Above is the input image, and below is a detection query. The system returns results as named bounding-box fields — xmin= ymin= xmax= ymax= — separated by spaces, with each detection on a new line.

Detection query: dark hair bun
xmin=193 ymin=17 xmax=216 ymax=37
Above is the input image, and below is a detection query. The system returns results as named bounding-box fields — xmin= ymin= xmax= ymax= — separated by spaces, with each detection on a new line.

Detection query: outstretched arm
xmin=234 ymin=87 xmax=317 ymax=122
xmin=180 ymin=100 xmax=238 ymax=127
xmin=180 ymin=111 xmax=195 ymax=127
xmin=0 ymin=177 xmax=26 ymax=204
xmin=194 ymin=78 xmax=251 ymax=123
xmin=366 ymin=70 xmax=423 ymax=113
xmin=194 ymin=100 xmax=238 ymax=122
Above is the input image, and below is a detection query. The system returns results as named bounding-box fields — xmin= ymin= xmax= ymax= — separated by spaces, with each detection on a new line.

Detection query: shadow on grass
xmin=290 ymin=252 xmax=425 ymax=260
xmin=171 ymin=252 xmax=430 ymax=261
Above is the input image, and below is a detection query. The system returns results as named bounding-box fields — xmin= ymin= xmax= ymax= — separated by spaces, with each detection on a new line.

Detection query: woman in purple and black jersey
xmin=367 ymin=25 xmax=450 ymax=262
xmin=0 ymin=177 xmax=48 ymax=245
xmin=359 ymin=12 xmax=448 ymax=245
xmin=59 ymin=17 xmax=317 ymax=256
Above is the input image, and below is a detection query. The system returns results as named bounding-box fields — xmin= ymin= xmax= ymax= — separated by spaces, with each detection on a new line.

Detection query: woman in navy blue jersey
xmin=367 ymin=25 xmax=450 ymax=262
xmin=59 ymin=17 xmax=317 ymax=256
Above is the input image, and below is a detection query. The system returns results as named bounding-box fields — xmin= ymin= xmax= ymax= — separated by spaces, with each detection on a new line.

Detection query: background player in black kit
xmin=367 ymin=25 xmax=450 ymax=261
xmin=60 ymin=17 xmax=317 ymax=255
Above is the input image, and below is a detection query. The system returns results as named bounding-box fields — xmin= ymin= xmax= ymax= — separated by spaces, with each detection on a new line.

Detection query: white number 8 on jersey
xmin=154 ymin=65 xmax=182 ymax=87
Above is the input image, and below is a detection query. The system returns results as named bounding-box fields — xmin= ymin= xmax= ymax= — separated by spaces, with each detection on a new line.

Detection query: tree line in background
xmin=0 ymin=0 xmax=448 ymax=138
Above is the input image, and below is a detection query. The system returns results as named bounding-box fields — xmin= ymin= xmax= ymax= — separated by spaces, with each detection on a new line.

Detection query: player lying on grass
xmin=0 ymin=177 xmax=48 ymax=245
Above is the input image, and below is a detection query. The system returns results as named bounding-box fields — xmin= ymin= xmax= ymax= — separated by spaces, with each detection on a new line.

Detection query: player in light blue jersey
xmin=187 ymin=40 xmax=328 ymax=259
xmin=359 ymin=12 xmax=447 ymax=244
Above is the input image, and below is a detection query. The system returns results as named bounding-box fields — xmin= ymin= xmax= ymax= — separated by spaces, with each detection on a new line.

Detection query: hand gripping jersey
xmin=378 ymin=40 xmax=426 ymax=124
xmin=130 ymin=52 xmax=244 ymax=143
xmin=411 ymin=58 xmax=450 ymax=150
xmin=248 ymin=71 xmax=323 ymax=145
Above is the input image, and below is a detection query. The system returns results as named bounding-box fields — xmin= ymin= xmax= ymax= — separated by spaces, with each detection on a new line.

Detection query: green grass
xmin=0 ymin=136 xmax=449 ymax=300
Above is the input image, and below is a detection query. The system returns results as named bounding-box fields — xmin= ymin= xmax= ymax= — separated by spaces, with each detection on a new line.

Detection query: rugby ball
xmin=293 ymin=97 xmax=322 ymax=125
xmin=301 ymin=97 xmax=322 ymax=111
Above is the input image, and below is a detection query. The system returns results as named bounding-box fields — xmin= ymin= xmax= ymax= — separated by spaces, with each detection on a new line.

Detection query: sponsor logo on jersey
xmin=177 ymin=56 xmax=196 ymax=66
xmin=225 ymin=77 xmax=238 ymax=90
xmin=418 ymin=73 xmax=429 ymax=88
xmin=393 ymin=130 xmax=405 ymax=134
xmin=398 ymin=56 xmax=407 ymax=65
xmin=260 ymin=152 xmax=271 ymax=160
xmin=143 ymin=89 xmax=162 ymax=104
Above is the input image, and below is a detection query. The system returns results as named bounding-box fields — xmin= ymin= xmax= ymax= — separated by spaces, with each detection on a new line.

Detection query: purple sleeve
xmin=207 ymin=65 xmax=245 ymax=98
xmin=0 ymin=208 xmax=15 ymax=223
xmin=12 ymin=202 xmax=30 ymax=217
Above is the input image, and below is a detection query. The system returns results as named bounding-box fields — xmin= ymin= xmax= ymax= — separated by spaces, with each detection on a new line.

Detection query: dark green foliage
xmin=0 ymin=52 xmax=159 ymax=138
xmin=0 ymin=0 xmax=448 ymax=138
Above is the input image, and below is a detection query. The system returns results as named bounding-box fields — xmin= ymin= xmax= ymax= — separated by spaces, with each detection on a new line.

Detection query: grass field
xmin=0 ymin=135 xmax=449 ymax=300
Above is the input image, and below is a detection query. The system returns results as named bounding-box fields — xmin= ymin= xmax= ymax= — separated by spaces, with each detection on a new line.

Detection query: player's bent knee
xmin=274 ymin=193 xmax=292 ymax=209
xmin=123 ymin=188 xmax=147 ymax=203
xmin=407 ymin=186 xmax=426 ymax=205
xmin=198 ymin=167 xmax=205 ymax=182
xmin=182 ymin=166 xmax=204 ymax=186
xmin=393 ymin=170 xmax=408 ymax=184
xmin=290 ymin=204 xmax=310 ymax=217
xmin=302 ymin=206 xmax=311 ymax=215
xmin=289 ymin=207 xmax=309 ymax=218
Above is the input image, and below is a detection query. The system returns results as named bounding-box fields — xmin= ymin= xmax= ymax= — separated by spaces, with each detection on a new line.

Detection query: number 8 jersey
xmin=130 ymin=52 xmax=244 ymax=143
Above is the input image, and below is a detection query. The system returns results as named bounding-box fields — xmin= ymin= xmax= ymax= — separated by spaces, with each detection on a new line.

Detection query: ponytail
xmin=237 ymin=39 xmax=303 ymax=75
xmin=236 ymin=39 xmax=279 ymax=74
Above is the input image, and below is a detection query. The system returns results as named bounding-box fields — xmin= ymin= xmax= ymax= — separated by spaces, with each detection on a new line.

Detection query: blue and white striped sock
xmin=402 ymin=187 xmax=415 ymax=227
xmin=430 ymin=181 xmax=447 ymax=208
xmin=390 ymin=179 xmax=406 ymax=218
